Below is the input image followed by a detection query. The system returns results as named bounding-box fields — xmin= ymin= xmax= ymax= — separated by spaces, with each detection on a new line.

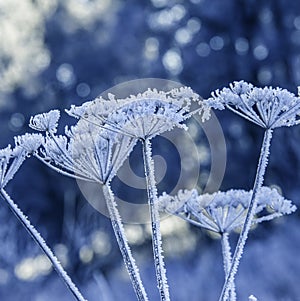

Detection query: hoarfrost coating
xmin=158 ymin=187 xmax=297 ymax=234
xmin=206 ymin=80 xmax=300 ymax=129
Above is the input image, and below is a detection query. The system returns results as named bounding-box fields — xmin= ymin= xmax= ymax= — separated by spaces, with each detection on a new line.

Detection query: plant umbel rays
xmin=158 ymin=186 xmax=296 ymax=301
xmin=2 ymin=80 xmax=299 ymax=300
xmin=0 ymin=134 xmax=87 ymax=301
xmin=29 ymin=109 xmax=148 ymax=301
xmin=65 ymin=86 xmax=209 ymax=301
xmin=206 ymin=80 xmax=300 ymax=301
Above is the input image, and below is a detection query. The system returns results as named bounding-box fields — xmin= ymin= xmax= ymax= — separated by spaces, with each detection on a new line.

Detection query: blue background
xmin=0 ymin=0 xmax=300 ymax=300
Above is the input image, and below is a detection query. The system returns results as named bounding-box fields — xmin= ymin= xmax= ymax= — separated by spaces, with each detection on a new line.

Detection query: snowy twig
xmin=142 ymin=138 xmax=170 ymax=301
xmin=219 ymin=129 xmax=273 ymax=301
xmin=102 ymin=183 xmax=149 ymax=301
xmin=221 ymin=233 xmax=236 ymax=301
xmin=0 ymin=189 xmax=87 ymax=301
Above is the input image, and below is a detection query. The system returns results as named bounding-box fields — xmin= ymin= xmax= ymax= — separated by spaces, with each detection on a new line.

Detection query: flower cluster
xmin=158 ymin=187 xmax=296 ymax=234
xmin=0 ymin=134 xmax=43 ymax=188
xmin=32 ymin=111 xmax=137 ymax=184
xmin=206 ymin=80 xmax=300 ymax=129
xmin=66 ymin=87 xmax=209 ymax=140
xmin=29 ymin=109 xmax=60 ymax=133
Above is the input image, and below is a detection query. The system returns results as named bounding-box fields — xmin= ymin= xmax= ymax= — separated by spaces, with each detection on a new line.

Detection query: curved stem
xmin=221 ymin=233 xmax=236 ymax=301
xmin=142 ymin=139 xmax=170 ymax=301
xmin=219 ymin=129 xmax=273 ymax=301
xmin=102 ymin=183 xmax=149 ymax=301
xmin=0 ymin=188 xmax=87 ymax=301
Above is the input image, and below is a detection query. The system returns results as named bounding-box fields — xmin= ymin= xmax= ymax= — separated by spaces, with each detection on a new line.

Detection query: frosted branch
xmin=221 ymin=233 xmax=236 ymax=301
xmin=0 ymin=189 xmax=87 ymax=301
xmin=102 ymin=184 xmax=149 ymax=301
xmin=142 ymin=139 xmax=170 ymax=301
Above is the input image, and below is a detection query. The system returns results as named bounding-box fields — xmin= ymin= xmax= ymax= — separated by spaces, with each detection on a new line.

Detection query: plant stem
xmin=0 ymin=188 xmax=87 ymax=301
xmin=219 ymin=128 xmax=273 ymax=301
xmin=221 ymin=233 xmax=236 ymax=301
xmin=102 ymin=183 xmax=149 ymax=301
xmin=93 ymin=272 xmax=115 ymax=301
xmin=142 ymin=138 xmax=170 ymax=301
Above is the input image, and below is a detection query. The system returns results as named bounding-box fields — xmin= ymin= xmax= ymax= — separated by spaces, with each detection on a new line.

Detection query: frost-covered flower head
xmin=67 ymin=87 xmax=210 ymax=140
xmin=14 ymin=133 xmax=44 ymax=154
xmin=29 ymin=110 xmax=60 ymax=133
xmin=206 ymin=81 xmax=300 ymax=129
xmin=0 ymin=133 xmax=43 ymax=188
xmin=158 ymin=187 xmax=296 ymax=234
xmin=34 ymin=112 xmax=137 ymax=184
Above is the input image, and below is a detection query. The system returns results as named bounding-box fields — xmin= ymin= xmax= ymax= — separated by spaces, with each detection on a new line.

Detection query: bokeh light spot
xmin=235 ymin=37 xmax=249 ymax=55
xmin=196 ymin=42 xmax=211 ymax=57
xmin=253 ymin=44 xmax=269 ymax=60
xmin=162 ymin=49 xmax=183 ymax=75
xmin=209 ymin=36 xmax=224 ymax=51
xmin=76 ymin=82 xmax=91 ymax=98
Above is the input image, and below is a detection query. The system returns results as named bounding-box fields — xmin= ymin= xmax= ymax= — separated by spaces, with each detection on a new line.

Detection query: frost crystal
xmin=207 ymin=80 xmax=300 ymax=129
xmin=14 ymin=133 xmax=44 ymax=154
xmin=66 ymin=87 xmax=210 ymax=140
xmin=29 ymin=110 xmax=60 ymax=133
xmin=0 ymin=146 xmax=13 ymax=187
xmin=158 ymin=187 xmax=296 ymax=233
xmin=0 ymin=134 xmax=44 ymax=188
xmin=37 ymin=119 xmax=137 ymax=184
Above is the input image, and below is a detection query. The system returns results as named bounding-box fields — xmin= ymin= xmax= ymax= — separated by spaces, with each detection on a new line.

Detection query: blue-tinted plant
xmin=2 ymin=80 xmax=299 ymax=301
xmin=66 ymin=87 xmax=210 ymax=301
xmin=0 ymin=133 xmax=87 ymax=301
xmin=158 ymin=187 xmax=296 ymax=300
xmin=207 ymin=81 xmax=300 ymax=301
xmin=29 ymin=109 xmax=148 ymax=301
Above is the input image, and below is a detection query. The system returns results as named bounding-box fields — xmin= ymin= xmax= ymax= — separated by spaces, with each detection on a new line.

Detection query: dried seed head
xmin=158 ymin=187 xmax=296 ymax=234
xmin=207 ymin=81 xmax=300 ymax=129
xmin=29 ymin=110 xmax=60 ymax=133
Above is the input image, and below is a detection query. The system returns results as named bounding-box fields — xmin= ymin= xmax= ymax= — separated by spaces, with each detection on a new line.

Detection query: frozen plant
xmin=29 ymin=109 xmax=148 ymax=301
xmin=158 ymin=187 xmax=297 ymax=300
xmin=158 ymin=187 xmax=296 ymax=233
xmin=2 ymin=80 xmax=299 ymax=300
xmin=67 ymin=87 xmax=210 ymax=301
xmin=0 ymin=134 xmax=87 ymax=301
xmin=206 ymin=81 xmax=300 ymax=301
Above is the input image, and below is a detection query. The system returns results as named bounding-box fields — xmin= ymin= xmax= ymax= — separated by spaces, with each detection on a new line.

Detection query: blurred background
xmin=1 ymin=0 xmax=300 ymax=300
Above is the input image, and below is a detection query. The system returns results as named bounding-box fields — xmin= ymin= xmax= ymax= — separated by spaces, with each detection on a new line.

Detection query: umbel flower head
xmin=66 ymin=87 xmax=210 ymax=140
xmin=158 ymin=187 xmax=296 ymax=234
xmin=29 ymin=110 xmax=60 ymax=133
xmin=32 ymin=111 xmax=137 ymax=184
xmin=0 ymin=133 xmax=43 ymax=188
xmin=206 ymin=80 xmax=300 ymax=129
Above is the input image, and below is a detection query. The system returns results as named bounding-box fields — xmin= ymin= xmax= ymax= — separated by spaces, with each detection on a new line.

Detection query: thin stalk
xmin=221 ymin=233 xmax=236 ymax=301
xmin=219 ymin=128 xmax=273 ymax=301
xmin=93 ymin=272 xmax=115 ymax=301
xmin=0 ymin=188 xmax=87 ymax=301
xmin=142 ymin=138 xmax=170 ymax=301
xmin=102 ymin=183 xmax=149 ymax=301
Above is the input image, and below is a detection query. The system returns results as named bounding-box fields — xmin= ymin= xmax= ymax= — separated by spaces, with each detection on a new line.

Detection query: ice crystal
xmin=207 ymin=80 xmax=300 ymax=129
xmin=37 ymin=119 xmax=137 ymax=184
xmin=33 ymin=108 xmax=148 ymax=300
xmin=29 ymin=110 xmax=60 ymax=133
xmin=0 ymin=134 xmax=43 ymax=188
xmin=66 ymin=87 xmax=210 ymax=140
xmin=14 ymin=133 xmax=44 ymax=154
xmin=158 ymin=187 xmax=296 ymax=233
